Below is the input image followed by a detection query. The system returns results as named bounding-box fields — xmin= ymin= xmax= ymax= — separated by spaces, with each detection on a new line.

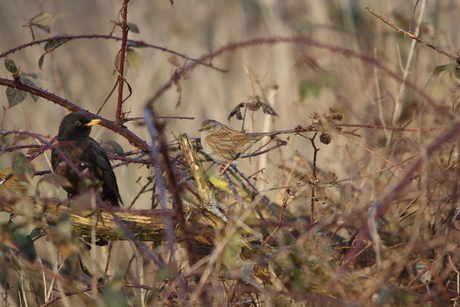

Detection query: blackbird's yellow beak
xmin=85 ymin=119 xmax=101 ymax=127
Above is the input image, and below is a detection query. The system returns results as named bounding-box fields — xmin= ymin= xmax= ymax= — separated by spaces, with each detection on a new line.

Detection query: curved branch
xmin=0 ymin=35 xmax=227 ymax=73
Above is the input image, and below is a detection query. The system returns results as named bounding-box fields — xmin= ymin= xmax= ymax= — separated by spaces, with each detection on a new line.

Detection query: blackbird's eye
xmin=74 ymin=121 xmax=81 ymax=126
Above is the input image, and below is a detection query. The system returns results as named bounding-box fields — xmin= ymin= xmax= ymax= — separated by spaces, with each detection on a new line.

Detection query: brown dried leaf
xmin=227 ymin=102 xmax=245 ymax=121
xmin=0 ymin=167 xmax=28 ymax=195
xmin=168 ymin=56 xmax=180 ymax=67
xmin=245 ymin=100 xmax=261 ymax=111
xmin=26 ymin=147 xmax=39 ymax=156
xmin=41 ymin=173 xmax=72 ymax=188
xmin=260 ymin=102 xmax=279 ymax=117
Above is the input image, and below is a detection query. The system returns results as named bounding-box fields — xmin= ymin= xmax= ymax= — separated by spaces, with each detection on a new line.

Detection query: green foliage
xmin=10 ymin=233 xmax=37 ymax=261
xmin=299 ymin=72 xmax=340 ymax=100
xmin=28 ymin=12 xmax=54 ymax=33
xmin=4 ymin=59 xmax=39 ymax=105
xmin=38 ymin=54 xmax=45 ymax=69
xmin=101 ymin=140 xmax=125 ymax=156
xmin=40 ymin=37 xmax=72 ymax=69
xmin=155 ymin=264 xmax=177 ymax=281
xmin=4 ymin=59 xmax=18 ymax=73
xmin=299 ymin=80 xmax=321 ymax=99
xmin=127 ymin=22 xmax=140 ymax=33
xmin=6 ymin=86 xmax=27 ymax=106
xmin=11 ymin=152 xmax=34 ymax=180
xmin=432 ymin=63 xmax=460 ymax=79
xmin=101 ymin=278 xmax=129 ymax=307
xmin=44 ymin=37 xmax=71 ymax=51
xmin=126 ymin=48 xmax=143 ymax=75
xmin=21 ymin=77 xmax=38 ymax=101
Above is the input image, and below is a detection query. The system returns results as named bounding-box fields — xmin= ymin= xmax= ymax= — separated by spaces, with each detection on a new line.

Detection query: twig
xmin=328 ymin=122 xmax=460 ymax=292
xmin=115 ymin=0 xmax=130 ymax=121
xmin=308 ymin=133 xmax=319 ymax=222
xmin=341 ymin=133 xmax=404 ymax=172
xmin=261 ymin=191 xmax=289 ymax=246
xmin=143 ymin=108 xmax=177 ymax=262
xmin=0 ymin=35 xmax=228 ymax=73
xmin=231 ymin=166 xmax=279 ymax=220
xmin=222 ymin=169 xmax=244 ymax=208
xmin=365 ymin=6 xmax=457 ymax=61
xmin=124 ymin=116 xmax=195 ymax=123
xmin=334 ymin=123 xmax=445 ymax=133
xmin=0 ymin=130 xmax=86 ymax=184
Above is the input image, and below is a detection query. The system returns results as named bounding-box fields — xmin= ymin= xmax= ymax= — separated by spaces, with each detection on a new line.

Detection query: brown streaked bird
xmin=199 ymin=119 xmax=275 ymax=164
xmin=51 ymin=112 xmax=123 ymax=206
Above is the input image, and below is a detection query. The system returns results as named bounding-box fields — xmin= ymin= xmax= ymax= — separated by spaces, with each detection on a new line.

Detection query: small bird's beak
xmin=85 ymin=119 xmax=101 ymax=127
xmin=198 ymin=128 xmax=203 ymax=132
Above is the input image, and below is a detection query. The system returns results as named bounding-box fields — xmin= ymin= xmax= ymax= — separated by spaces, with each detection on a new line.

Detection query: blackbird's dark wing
xmin=88 ymin=138 xmax=123 ymax=205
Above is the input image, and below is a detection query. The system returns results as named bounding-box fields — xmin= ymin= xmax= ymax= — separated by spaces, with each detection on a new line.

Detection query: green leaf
xmin=101 ymin=280 xmax=128 ymax=307
xmin=155 ymin=265 xmax=177 ymax=281
xmin=5 ymin=59 xmax=18 ymax=73
xmin=320 ymin=72 xmax=340 ymax=89
xmin=432 ymin=63 xmax=459 ymax=77
xmin=454 ymin=67 xmax=460 ymax=80
xmin=21 ymin=72 xmax=38 ymax=79
xmin=11 ymin=152 xmax=35 ymax=180
xmin=126 ymin=48 xmax=143 ymax=74
xmin=29 ymin=12 xmax=54 ymax=33
xmin=29 ymin=227 xmax=42 ymax=240
xmin=11 ymin=233 xmax=36 ymax=261
xmin=38 ymin=54 xmax=45 ymax=70
xmin=6 ymin=87 xmax=27 ymax=106
xmin=44 ymin=37 xmax=70 ymax=51
xmin=21 ymin=77 xmax=35 ymax=87
xmin=299 ymin=80 xmax=321 ymax=100
xmin=127 ymin=22 xmax=140 ymax=34
xmin=20 ymin=77 xmax=38 ymax=102
xmin=432 ymin=64 xmax=447 ymax=77
xmin=101 ymin=140 xmax=124 ymax=156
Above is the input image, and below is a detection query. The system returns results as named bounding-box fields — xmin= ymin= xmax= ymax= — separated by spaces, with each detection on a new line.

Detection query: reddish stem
xmin=115 ymin=0 xmax=130 ymax=122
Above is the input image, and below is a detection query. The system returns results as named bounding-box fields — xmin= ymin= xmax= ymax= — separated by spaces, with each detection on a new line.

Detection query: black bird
xmin=51 ymin=112 xmax=123 ymax=206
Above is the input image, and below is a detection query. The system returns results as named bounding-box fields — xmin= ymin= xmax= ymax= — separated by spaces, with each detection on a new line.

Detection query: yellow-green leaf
xmin=454 ymin=67 xmax=460 ymax=80
xmin=11 ymin=152 xmax=35 ymax=180
xmin=0 ymin=167 xmax=28 ymax=195
xmin=126 ymin=48 xmax=143 ymax=75
xmin=127 ymin=22 xmax=140 ymax=34
xmin=29 ymin=12 xmax=54 ymax=33
xmin=432 ymin=64 xmax=448 ymax=77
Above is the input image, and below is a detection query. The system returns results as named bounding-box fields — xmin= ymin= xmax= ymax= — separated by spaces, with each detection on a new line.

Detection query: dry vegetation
xmin=1 ymin=1 xmax=460 ymax=306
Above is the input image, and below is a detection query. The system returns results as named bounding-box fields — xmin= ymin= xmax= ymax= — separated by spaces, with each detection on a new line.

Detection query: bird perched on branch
xmin=51 ymin=112 xmax=123 ymax=206
xmin=199 ymin=119 xmax=276 ymax=164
